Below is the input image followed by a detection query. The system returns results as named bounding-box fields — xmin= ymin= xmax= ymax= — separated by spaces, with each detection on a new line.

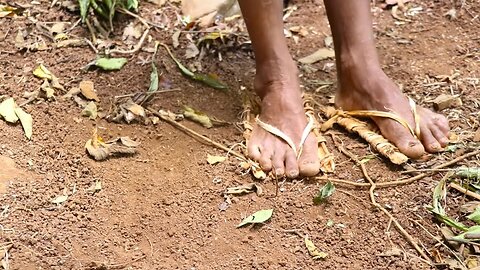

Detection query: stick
xmin=449 ymin=182 xmax=480 ymax=201
xmin=108 ymin=29 xmax=149 ymax=55
xmin=322 ymin=149 xmax=480 ymax=188
xmin=332 ymin=135 xmax=432 ymax=264
xmin=146 ymin=108 xmax=247 ymax=162
xmin=114 ymin=88 xmax=180 ymax=99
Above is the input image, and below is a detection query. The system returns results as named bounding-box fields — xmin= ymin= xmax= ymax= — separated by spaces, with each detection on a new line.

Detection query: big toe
xmin=298 ymin=136 xmax=320 ymax=177
xmin=375 ymin=118 xmax=426 ymax=159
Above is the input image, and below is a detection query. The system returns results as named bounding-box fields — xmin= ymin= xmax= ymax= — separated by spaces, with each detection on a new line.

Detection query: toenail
xmin=289 ymin=170 xmax=299 ymax=178
xmin=429 ymin=143 xmax=440 ymax=150
xmin=408 ymin=141 xmax=419 ymax=147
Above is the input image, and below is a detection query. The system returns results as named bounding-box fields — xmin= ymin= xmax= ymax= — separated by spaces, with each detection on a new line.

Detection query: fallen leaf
xmin=94 ymin=58 xmax=128 ymax=71
xmin=51 ymin=194 xmax=68 ymax=204
xmin=50 ymin=22 xmax=66 ymax=35
xmin=324 ymin=36 xmax=333 ymax=47
xmin=124 ymin=101 xmax=146 ymax=117
xmin=87 ymin=180 xmax=102 ymax=194
xmin=456 ymin=167 xmax=480 ymax=180
xmin=148 ymin=44 xmax=159 ymax=93
xmin=432 ymin=94 xmax=462 ymax=111
xmin=298 ymin=48 xmax=335 ymax=64
xmin=185 ymin=42 xmax=199 ymax=59
xmin=305 ymin=236 xmax=328 ymax=259
xmin=82 ymin=101 xmax=98 ymax=120
xmin=122 ymin=22 xmax=142 ymax=43
xmin=0 ymin=98 xmax=19 ymax=123
xmin=172 ymin=30 xmax=181 ymax=48
xmin=207 ymin=154 xmax=226 ymax=165
xmin=85 ymin=129 xmax=138 ymax=161
xmin=0 ymin=4 xmax=23 ymax=17
xmin=183 ymin=106 xmax=213 ymax=128
xmin=313 ymin=181 xmax=335 ymax=204
xmin=33 ymin=64 xmax=64 ymax=91
xmin=251 ymin=164 xmax=267 ymax=180
xmin=237 ymin=209 xmax=273 ymax=228
xmin=14 ymin=107 xmax=33 ymax=139
xmin=467 ymin=208 xmax=480 ymax=224
xmin=40 ymin=79 xmax=55 ymax=98
xmin=161 ymin=43 xmax=228 ymax=90
xmin=226 ymin=183 xmax=263 ymax=196
xmin=79 ymin=80 xmax=99 ymax=101
xmin=119 ymin=137 xmax=140 ymax=147
xmin=460 ymin=202 xmax=480 ymax=214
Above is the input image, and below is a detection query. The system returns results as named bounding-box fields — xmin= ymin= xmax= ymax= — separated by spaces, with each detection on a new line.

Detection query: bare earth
xmin=0 ymin=0 xmax=479 ymax=269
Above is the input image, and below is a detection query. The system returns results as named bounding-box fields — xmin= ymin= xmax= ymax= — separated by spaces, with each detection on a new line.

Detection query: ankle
xmin=254 ymin=58 xmax=299 ymax=98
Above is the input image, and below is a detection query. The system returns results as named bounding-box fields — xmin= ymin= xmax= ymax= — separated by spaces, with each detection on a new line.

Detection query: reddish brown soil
xmin=0 ymin=0 xmax=479 ymax=269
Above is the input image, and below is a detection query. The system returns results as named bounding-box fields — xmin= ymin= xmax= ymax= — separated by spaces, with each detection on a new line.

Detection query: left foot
xmin=335 ymin=61 xmax=450 ymax=159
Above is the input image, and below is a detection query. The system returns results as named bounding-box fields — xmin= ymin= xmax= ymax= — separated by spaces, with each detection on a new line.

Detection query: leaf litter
xmin=85 ymin=129 xmax=139 ymax=161
xmin=0 ymin=97 xmax=33 ymax=139
xmin=225 ymin=183 xmax=263 ymax=196
xmin=237 ymin=209 xmax=273 ymax=228
xmin=305 ymin=236 xmax=328 ymax=260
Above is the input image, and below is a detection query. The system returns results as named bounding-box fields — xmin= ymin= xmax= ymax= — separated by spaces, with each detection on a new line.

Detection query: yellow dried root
xmin=303 ymin=95 xmax=335 ymax=173
xmin=321 ymin=106 xmax=408 ymax=165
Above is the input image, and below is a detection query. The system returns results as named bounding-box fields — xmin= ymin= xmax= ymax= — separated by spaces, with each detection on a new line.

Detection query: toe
xmin=298 ymin=136 xmax=320 ymax=177
xmin=247 ymin=142 xmax=262 ymax=161
xmin=420 ymin=126 xmax=442 ymax=153
xmin=257 ymin=148 xmax=273 ymax=172
xmin=431 ymin=127 xmax=449 ymax=147
xmin=272 ymin=149 xmax=286 ymax=177
xmin=376 ymin=118 xmax=426 ymax=159
xmin=285 ymin=151 xmax=299 ymax=179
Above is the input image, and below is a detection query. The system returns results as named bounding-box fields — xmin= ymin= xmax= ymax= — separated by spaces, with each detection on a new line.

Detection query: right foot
xmin=247 ymin=59 xmax=320 ymax=178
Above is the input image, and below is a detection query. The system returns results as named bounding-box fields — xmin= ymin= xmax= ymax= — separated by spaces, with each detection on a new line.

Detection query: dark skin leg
xmin=324 ymin=0 xmax=449 ymax=158
xmin=238 ymin=0 xmax=321 ymax=178
xmin=238 ymin=0 xmax=450 ymax=177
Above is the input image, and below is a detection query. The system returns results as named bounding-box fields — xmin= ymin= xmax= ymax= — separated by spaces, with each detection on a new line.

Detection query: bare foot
xmin=247 ymin=59 xmax=320 ymax=178
xmin=335 ymin=64 xmax=450 ymax=159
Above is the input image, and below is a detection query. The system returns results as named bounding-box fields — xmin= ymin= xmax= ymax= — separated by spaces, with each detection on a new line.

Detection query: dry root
xmin=321 ymin=106 xmax=408 ymax=165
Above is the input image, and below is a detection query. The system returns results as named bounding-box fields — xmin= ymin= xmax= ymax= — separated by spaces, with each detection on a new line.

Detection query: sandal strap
xmin=255 ymin=114 xmax=315 ymax=159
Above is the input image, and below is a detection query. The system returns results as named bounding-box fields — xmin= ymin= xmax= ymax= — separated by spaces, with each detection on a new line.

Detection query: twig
xmin=411 ymin=219 xmax=466 ymax=268
xmin=146 ymin=107 xmax=247 ymax=162
xmin=108 ymin=28 xmax=149 ymax=55
xmin=331 ymin=134 xmax=432 ymax=264
xmin=85 ymin=19 xmax=97 ymax=44
xmin=84 ymin=38 xmax=99 ymax=54
xmin=322 ymin=149 xmax=480 ymax=188
xmin=449 ymin=182 xmax=480 ymax=201
xmin=114 ymin=88 xmax=181 ymax=99
xmin=117 ymin=7 xmax=164 ymax=29
xmin=400 ymin=168 xmax=454 ymax=174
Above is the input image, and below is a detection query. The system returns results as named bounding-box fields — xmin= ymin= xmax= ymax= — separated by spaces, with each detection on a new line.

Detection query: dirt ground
xmin=0 ymin=0 xmax=479 ymax=269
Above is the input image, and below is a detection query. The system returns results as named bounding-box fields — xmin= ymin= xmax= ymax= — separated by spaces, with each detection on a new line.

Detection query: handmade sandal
xmin=320 ymin=97 xmax=422 ymax=165
xmin=241 ymin=93 xmax=335 ymax=179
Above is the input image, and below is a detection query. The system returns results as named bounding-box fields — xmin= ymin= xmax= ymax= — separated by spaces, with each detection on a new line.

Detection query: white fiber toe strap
xmin=255 ymin=114 xmax=315 ymax=159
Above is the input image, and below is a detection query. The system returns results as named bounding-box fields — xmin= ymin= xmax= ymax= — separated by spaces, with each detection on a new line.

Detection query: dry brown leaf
xmin=14 ymin=106 xmax=33 ymax=139
xmin=183 ymin=106 xmax=213 ymax=128
xmin=207 ymin=154 xmax=226 ymax=165
xmin=185 ymin=42 xmax=200 ymax=59
xmin=225 ymin=183 xmax=263 ymax=196
xmin=298 ymin=48 xmax=335 ymax=64
xmin=40 ymin=79 xmax=55 ymax=98
xmin=172 ymin=30 xmax=181 ymax=48
xmin=0 ymin=97 xmax=19 ymax=123
xmin=85 ymin=129 xmax=138 ymax=161
xmin=81 ymin=101 xmax=98 ymax=120
xmin=79 ymin=80 xmax=99 ymax=101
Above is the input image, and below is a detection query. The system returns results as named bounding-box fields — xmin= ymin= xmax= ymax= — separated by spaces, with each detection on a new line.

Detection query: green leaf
xmin=78 ymin=0 xmax=90 ymax=22
xmin=126 ymin=0 xmax=138 ymax=10
xmin=94 ymin=58 xmax=128 ymax=71
xmin=468 ymin=208 xmax=480 ymax=224
xmin=313 ymin=182 xmax=335 ymax=204
xmin=193 ymin=73 xmax=228 ymax=91
xmin=453 ymin=225 xmax=480 ymax=241
xmin=456 ymin=167 xmax=480 ymax=180
xmin=161 ymin=43 xmax=228 ymax=90
xmin=237 ymin=209 xmax=273 ymax=228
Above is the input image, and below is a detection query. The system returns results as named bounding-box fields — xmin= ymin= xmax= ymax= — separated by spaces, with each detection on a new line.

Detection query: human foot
xmin=247 ymin=59 xmax=320 ymax=178
xmin=335 ymin=65 xmax=450 ymax=159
